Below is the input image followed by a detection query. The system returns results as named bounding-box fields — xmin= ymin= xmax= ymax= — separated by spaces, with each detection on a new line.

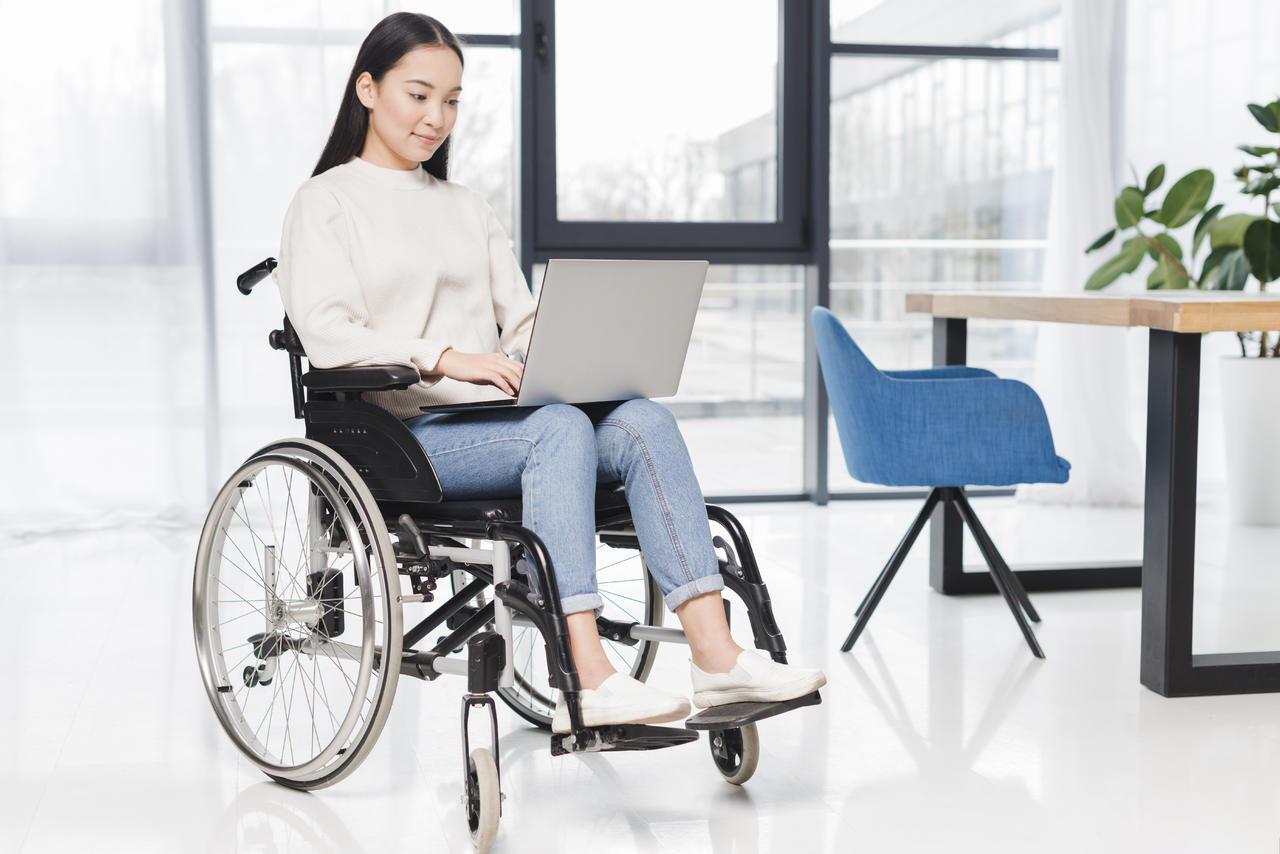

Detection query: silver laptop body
xmin=420 ymin=258 xmax=708 ymax=413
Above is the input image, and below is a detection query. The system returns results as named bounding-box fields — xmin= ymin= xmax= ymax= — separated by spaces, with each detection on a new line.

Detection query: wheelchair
xmin=192 ymin=257 xmax=822 ymax=852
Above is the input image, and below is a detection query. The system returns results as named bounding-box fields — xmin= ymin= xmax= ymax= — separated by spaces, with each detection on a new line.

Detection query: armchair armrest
xmin=302 ymin=364 xmax=421 ymax=392
xmin=885 ymin=366 xmax=997 ymax=381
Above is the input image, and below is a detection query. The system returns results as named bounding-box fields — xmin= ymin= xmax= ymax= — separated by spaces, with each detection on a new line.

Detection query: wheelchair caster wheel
xmin=242 ymin=665 xmax=272 ymax=688
xmin=709 ymin=723 xmax=759 ymax=786
xmin=465 ymin=747 xmax=501 ymax=853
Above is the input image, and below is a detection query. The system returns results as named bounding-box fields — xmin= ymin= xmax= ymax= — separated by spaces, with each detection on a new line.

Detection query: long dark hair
xmin=312 ymin=13 xmax=465 ymax=179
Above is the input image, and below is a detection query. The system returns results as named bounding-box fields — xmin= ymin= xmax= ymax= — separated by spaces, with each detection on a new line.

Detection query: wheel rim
xmin=193 ymin=443 xmax=399 ymax=783
xmin=495 ymin=536 xmax=661 ymax=726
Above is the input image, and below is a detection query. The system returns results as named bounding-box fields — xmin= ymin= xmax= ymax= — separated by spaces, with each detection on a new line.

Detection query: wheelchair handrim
xmin=192 ymin=443 xmax=400 ymax=783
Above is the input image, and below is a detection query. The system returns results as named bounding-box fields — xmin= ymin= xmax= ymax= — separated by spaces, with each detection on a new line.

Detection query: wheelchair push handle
xmin=237 ymin=257 xmax=278 ymax=295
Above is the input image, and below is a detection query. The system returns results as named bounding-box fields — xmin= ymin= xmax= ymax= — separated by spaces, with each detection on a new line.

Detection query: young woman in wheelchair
xmin=272 ymin=12 xmax=825 ymax=734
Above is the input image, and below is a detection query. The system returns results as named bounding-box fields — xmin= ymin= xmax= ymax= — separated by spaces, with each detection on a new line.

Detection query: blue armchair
xmin=812 ymin=307 xmax=1071 ymax=659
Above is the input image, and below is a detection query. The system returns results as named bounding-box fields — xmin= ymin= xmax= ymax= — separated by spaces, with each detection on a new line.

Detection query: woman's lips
xmin=413 ymin=133 xmax=437 ymax=146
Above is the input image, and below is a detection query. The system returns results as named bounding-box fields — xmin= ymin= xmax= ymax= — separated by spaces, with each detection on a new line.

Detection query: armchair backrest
xmin=811 ymin=307 xmax=892 ymax=483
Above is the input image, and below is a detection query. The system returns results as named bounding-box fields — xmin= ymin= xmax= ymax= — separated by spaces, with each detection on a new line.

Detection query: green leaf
xmin=1146 ymin=232 xmax=1183 ymax=262
xmin=1238 ymin=144 xmax=1278 ymax=157
xmin=1224 ymin=250 xmax=1251 ymax=290
xmin=1155 ymin=169 xmax=1215 ymax=228
xmin=1201 ymin=247 xmax=1249 ymax=290
xmin=1200 ymin=245 xmax=1236 ymax=287
xmin=1244 ymin=218 xmax=1280 ymax=283
xmin=1209 ymin=213 xmax=1262 ymax=249
xmin=1273 ymin=201 xmax=1280 ymax=218
xmin=1115 ymin=187 xmax=1145 ymax=228
xmin=1242 ymin=174 xmax=1280 ymax=195
xmin=1156 ymin=253 xmax=1190 ymax=289
xmin=1143 ymin=164 xmax=1166 ymax=196
xmin=1249 ymin=102 xmax=1280 ymax=133
xmin=1085 ymin=236 xmax=1145 ymax=290
xmin=1193 ymin=203 xmax=1224 ymax=256
xmin=1147 ymin=265 xmax=1164 ymax=289
xmin=1086 ymin=228 xmax=1116 ymax=253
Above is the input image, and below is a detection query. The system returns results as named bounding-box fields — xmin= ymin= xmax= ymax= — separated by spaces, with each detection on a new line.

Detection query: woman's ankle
xmin=576 ymin=662 xmax=616 ymax=691
xmin=690 ymin=640 xmax=745 ymax=675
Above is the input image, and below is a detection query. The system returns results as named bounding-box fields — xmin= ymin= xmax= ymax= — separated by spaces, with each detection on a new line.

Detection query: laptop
xmin=418 ymin=258 xmax=709 ymax=414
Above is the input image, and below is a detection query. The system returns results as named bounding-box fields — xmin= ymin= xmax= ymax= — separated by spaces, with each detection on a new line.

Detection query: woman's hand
xmin=431 ymin=348 xmax=524 ymax=396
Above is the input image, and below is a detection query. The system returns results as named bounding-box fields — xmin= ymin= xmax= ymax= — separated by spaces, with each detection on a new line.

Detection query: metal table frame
xmin=931 ymin=317 xmax=1276 ymax=697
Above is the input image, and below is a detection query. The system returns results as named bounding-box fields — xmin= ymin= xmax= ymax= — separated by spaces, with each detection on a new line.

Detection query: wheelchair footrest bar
xmin=683 ymin=691 xmax=822 ymax=731
xmin=550 ymin=724 xmax=699 ymax=756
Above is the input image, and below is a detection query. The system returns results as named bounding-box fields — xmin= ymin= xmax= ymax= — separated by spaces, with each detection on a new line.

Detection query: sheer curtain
xmin=0 ymin=0 xmax=214 ymax=534
xmin=1021 ymin=0 xmax=1146 ymax=506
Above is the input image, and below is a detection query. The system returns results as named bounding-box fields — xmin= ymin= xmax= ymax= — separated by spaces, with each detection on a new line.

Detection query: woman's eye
xmin=411 ymin=94 xmax=426 ymax=101
xmin=448 ymin=99 xmax=460 ymax=106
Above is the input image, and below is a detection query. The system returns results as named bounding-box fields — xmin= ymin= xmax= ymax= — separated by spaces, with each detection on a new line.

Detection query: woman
xmin=276 ymin=12 xmax=825 ymax=733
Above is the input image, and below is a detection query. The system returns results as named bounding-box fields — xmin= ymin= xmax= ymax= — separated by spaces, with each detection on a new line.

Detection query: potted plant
xmin=1083 ymin=97 xmax=1280 ymax=524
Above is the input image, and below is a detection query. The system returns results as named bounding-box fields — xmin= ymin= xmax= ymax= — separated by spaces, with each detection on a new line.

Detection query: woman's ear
xmin=354 ymin=71 xmax=375 ymax=110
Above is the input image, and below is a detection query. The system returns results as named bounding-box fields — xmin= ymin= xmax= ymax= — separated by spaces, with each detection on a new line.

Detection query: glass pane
xmin=674 ymin=266 xmax=805 ymax=495
xmin=554 ymin=0 xmax=779 ymax=222
xmin=212 ymin=0 xmax=384 ymax=29
xmin=403 ymin=1 xmax=519 ymax=35
xmin=827 ymin=54 xmax=1058 ymax=491
xmin=212 ymin=2 xmax=517 ymax=35
xmin=831 ymin=1 xmax=1061 ymax=48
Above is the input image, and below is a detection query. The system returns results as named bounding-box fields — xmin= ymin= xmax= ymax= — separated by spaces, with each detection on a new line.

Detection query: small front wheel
xmin=709 ymin=723 xmax=759 ymax=785
xmin=466 ymin=748 xmax=501 ymax=852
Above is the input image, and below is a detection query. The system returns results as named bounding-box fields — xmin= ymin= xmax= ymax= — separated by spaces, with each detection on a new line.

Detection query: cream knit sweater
xmin=273 ymin=156 xmax=535 ymax=420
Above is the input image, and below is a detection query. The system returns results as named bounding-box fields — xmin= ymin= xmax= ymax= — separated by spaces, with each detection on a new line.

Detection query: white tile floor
xmin=3 ymin=496 xmax=1280 ymax=854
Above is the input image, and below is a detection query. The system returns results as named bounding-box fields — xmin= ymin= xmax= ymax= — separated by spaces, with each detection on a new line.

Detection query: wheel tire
xmin=467 ymin=748 xmax=501 ymax=853
xmin=193 ymin=438 xmax=402 ymax=791
xmin=710 ymin=723 xmax=759 ymax=786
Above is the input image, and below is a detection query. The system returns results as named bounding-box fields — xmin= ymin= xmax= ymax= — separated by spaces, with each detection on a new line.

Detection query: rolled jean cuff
xmin=663 ymin=573 xmax=725 ymax=612
xmin=560 ymin=592 xmax=604 ymax=616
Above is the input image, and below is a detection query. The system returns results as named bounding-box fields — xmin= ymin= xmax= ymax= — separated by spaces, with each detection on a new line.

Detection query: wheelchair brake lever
xmin=397 ymin=514 xmax=430 ymax=560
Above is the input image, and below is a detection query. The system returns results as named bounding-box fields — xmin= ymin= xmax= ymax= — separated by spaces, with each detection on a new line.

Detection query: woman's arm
xmin=276 ymin=183 xmax=452 ymax=379
xmin=480 ymin=196 xmax=536 ymax=359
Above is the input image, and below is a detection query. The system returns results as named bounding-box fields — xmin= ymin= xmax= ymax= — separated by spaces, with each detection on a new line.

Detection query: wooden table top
xmin=905 ymin=291 xmax=1280 ymax=333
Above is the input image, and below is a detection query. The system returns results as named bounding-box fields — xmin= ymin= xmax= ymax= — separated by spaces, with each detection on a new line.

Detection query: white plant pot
xmin=1220 ymin=356 xmax=1280 ymax=526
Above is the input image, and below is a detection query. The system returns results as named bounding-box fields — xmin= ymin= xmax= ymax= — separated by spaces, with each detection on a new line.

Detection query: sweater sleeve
xmin=275 ymin=182 xmax=450 ymax=378
xmin=480 ymin=196 xmax=536 ymax=358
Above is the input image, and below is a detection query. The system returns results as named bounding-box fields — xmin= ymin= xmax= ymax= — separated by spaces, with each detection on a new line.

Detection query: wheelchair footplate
xmin=551 ymin=724 xmax=699 ymax=756
xmin=683 ymin=691 xmax=822 ymax=731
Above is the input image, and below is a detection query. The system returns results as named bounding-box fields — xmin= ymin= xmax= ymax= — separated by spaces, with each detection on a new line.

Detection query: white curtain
xmin=0 ymin=0 xmax=213 ymax=534
xmin=1021 ymin=0 xmax=1146 ymax=506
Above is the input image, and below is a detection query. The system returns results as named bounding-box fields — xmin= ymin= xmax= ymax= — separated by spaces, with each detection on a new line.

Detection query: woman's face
xmin=357 ymin=45 xmax=462 ymax=169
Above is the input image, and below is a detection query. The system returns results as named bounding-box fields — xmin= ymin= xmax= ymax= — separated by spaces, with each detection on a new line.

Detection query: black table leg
xmin=926 ymin=316 xmax=1143 ymax=596
xmin=1141 ymin=330 xmax=1280 ymax=696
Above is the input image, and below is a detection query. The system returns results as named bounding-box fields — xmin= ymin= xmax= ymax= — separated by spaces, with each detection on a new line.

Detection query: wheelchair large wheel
xmin=193 ymin=438 xmax=402 ymax=790
xmin=485 ymin=537 xmax=663 ymax=729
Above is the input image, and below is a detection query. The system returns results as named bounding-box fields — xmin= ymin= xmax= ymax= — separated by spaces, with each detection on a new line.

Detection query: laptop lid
xmin=514 ymin=259 xmax=708 ymax=407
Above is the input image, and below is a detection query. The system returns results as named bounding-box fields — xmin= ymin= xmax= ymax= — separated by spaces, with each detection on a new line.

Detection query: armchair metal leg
xmin=949 ymin=489 xmax=1041 ymax=623
xmin=841 ymin=489 xmax=943 ymax=652
xmin=950 ymin=491 xmax=1045 ymax=659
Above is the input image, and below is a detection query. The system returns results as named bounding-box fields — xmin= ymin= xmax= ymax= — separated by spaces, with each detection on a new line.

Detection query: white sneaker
xmin=691 ymin=650 xmax=827 ymax=708
xmin=551 ymin=673 xmax=691 ymax=734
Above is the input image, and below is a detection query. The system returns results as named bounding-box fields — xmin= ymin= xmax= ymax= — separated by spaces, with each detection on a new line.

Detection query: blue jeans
xmin=404 ymin=399 xmax=723 ymax=615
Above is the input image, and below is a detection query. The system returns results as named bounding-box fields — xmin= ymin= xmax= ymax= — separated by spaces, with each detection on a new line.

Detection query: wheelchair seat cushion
xmin=416 ymin=482 xmax=630 ymax=523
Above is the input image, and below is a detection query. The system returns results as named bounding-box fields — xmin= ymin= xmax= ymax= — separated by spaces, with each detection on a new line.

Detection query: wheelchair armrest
xmin=302 ymin=365 xmax=422 ymax=392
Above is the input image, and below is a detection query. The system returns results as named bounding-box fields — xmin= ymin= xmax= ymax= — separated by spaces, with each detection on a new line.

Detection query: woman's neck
xmin=359 ymin=129 xmax=418 ymax=171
